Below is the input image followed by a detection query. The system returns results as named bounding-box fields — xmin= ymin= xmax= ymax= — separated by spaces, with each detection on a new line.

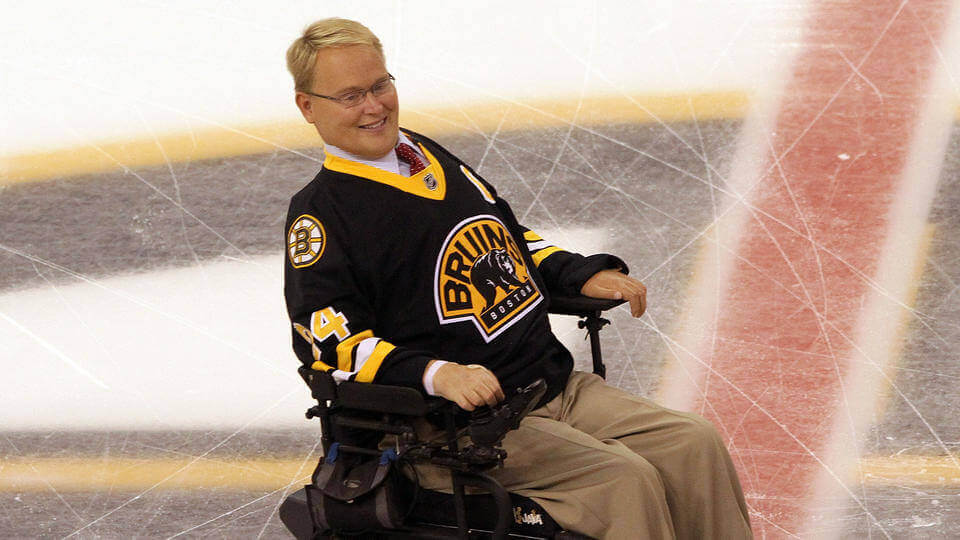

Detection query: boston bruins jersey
xmin=283 ymin=129 xmax=625 ymax=404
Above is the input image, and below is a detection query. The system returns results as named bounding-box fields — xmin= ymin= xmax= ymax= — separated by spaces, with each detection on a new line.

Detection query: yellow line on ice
xmin=0 ymin=457 xmax=316 ymax=492
xmin=859 ymin=455 xmax=960 ymax=487
xmin=0 ymin=91 xmax=749 ymax=185
xmin=1 ymin=454 xmax=958 ymax=492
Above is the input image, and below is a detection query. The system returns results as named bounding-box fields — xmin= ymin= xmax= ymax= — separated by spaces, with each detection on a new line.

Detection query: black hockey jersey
xmin=283 ymin=130 xmax=624 ymax=404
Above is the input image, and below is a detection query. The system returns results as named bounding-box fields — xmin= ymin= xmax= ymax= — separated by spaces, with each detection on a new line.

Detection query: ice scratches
xmin=644 ymin=310 xmax=780 ymax=534
xmin=135 ymin=107 xmax=209 ymax=287
xmin=442 ymin=80 xmax=951 ymax=495
xmin=73 ymin=124 xmax=250 ymax=262
xmin=520 ymin=2 xmax=597 ymax=225
xmin=420 ymin=51 xmax=957 ymax=500
xmin=657 ymin=207 xmax=957 ymax=476
xmin=771 ymin=0 xmax=909 ymax=166
xmin=764 ymin=130 xmax=872 ymax=520
xmin=28 ymin=257 xmax=162 ymax=424
xmin=543 ymin=32 xmax=739 ymax=196
xmin=642 ymin=314 xmax=894 ymax=538
xmin=688 ymin=94 xmax=723 ymax=412
xmin=64 ymin=387 xmax=302 ymax=538
xmin=460 ymin=83 xmax=951 ymax=539
xmin=911 ymin=1 xmax=960 ymax=97
xmin=164 ymin=437 xmax=322 ymax=539
xmin=484 ymin=126 xmax=940 ymax=360
xmin=0 ymin=56 xmax=323 ymax=166
xmin=0 ymin=310 xmax=108 ymax=389
xmin=832 ymin=44 xmax=885 ymax=103
xmin=0 ymin=243 xmax=295 ymax=381
xmin=925 ymin=254 xmax=960 ymax=306
xmin=255 ymin=436 xmax=322 ymax=539
xmin=402 ymin=67 xmax=732 ymax=200
xmin=1 ymin=435 xmax=85 ymax=525
xmin=455 ymin=0 xmax=949 ymax=353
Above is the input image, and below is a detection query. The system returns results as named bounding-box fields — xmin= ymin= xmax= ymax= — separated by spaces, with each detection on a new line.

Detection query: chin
xmin=365 ymin=133 xmax=398 ymax=158
xmin=355 ymin=140 xmax=395 ymax=160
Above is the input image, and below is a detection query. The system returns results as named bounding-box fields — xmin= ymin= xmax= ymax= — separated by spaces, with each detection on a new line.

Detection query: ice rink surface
xmin=3 ymin=1 xmax=960 ymax=538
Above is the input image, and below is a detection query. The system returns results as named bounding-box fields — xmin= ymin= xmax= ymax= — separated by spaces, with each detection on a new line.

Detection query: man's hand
xmin=430 ymin=362 xmax=505 ymax=411
xmin=580 ymin=269 xmax=647 ymax=317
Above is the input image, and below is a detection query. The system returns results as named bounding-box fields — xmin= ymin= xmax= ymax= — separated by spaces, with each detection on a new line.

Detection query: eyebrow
xmin=328 ymin=74 xmax=391 ymax=96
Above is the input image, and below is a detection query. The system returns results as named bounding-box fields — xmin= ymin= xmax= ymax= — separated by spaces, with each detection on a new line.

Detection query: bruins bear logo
xmin=470 ymin=249 xmax=523 ymax=310
xmin=435 ymin=215 xmax=542 ymax=342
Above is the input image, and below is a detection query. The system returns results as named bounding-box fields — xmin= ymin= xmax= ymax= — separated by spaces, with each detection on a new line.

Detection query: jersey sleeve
xmin=283 ymin=196 xmax=433 ymax=389
xmin=460 ymin=160 xmax=628 ymax=296
xmin=515 ymin=225 xmax=628 ymax=296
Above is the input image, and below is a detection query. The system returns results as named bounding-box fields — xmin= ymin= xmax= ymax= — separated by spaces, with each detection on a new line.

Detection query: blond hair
xmin=286 ymin=18 xmax=385 ymax=93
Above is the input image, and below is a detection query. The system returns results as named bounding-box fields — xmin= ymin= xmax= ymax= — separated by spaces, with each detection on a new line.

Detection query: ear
xmin=294 ymin=92 xmax=315 ymax=124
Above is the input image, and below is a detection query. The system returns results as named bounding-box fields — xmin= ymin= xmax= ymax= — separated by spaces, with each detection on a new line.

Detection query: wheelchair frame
xmin=279 ymin=295 xmax=624 ymax=540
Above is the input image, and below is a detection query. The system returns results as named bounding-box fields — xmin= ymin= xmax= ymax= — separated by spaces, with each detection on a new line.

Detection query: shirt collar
xmin=323 ymin=132 xmax=423 ymax=176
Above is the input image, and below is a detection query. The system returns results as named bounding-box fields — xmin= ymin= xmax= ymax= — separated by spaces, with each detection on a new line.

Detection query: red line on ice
xmin=692 ymin=0 xmax=951 ymax=535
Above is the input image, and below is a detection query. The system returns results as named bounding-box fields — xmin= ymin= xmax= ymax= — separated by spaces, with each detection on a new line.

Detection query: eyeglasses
xmin=305 ymin=74 xmax=396 ymax=108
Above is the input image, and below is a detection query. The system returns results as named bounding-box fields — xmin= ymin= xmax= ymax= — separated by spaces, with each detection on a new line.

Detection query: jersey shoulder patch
xmin=287 ymin=214 xmax=326 ymax=268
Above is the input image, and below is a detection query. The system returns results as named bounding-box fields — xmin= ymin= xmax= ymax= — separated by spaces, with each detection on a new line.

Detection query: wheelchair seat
xmin=279 ymin=295 xmax=624 ymax=540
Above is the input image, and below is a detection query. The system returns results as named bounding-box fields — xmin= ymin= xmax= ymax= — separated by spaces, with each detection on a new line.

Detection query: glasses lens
xmin=340 ymin=91 xmax=365 ymax=107
xmin=371 ymin=78 xmax=393 ymax=96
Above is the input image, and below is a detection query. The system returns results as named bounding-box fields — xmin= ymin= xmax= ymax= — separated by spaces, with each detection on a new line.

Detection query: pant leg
xmin=558 ymin=371 xmax=752 ymax=540
xmin=496 ymin=414 xmax=676 ymax=540
xmin=413 ymin=409 xmax=676 ymax=540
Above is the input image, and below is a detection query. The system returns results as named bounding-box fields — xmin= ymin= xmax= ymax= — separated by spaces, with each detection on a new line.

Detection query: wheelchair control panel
xmin=470 ymin=378 xmax=547 ymax=447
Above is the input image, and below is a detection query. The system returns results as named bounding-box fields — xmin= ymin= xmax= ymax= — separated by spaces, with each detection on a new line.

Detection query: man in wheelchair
xmin=282 ymin=18 xmax=752 ymax=539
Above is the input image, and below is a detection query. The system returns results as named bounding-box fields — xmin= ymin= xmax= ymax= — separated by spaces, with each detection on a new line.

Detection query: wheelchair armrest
xmin=298 ymin=367 xmax=432 ymax=417
xmin=338 ymin=381 xmax=430 ymax=416
xmin=548 ymin=294 xmax=625 ymax=317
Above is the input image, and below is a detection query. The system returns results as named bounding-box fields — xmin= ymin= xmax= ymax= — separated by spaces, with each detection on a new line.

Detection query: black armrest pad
xmin=548 ymin=295 xmax=626 ymax=317
xmin=301 ymin=368 xmax=442 ymax=417
xmin=338 ymin=381 xmax=429 ymax=416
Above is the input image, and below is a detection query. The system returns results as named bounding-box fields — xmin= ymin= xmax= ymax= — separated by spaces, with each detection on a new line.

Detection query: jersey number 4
xmin=310 ymin=307 xmax=350 ymax=343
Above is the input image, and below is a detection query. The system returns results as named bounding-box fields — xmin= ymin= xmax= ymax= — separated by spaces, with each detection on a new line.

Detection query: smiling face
xmin=295 ymin=45 xmax=399 ymax=159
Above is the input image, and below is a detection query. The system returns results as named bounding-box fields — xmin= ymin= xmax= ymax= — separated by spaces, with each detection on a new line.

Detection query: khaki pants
xmin=416 ymin=371 xmax=752 ymax=540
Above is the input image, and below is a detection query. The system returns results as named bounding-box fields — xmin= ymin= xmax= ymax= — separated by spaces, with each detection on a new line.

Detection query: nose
xmin=359 ymin=90 xmax=386 ymax=113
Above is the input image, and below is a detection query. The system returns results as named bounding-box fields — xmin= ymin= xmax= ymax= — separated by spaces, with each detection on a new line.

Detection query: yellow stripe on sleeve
xmin=335 ymin=330 xmax=374 ymax=371
xmin=354 ymin=341 xmax=397 ymax=383
xmin=523 ymin=231 xmax=543 ymax=241
xmin=531 ymin=246 xmax=563 ymax=267
xmin=310 ymin=360 xmax=336 ymax=372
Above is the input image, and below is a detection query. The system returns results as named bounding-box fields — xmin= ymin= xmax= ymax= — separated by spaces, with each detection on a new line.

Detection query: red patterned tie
xmin=395 ymin=142 xmax=426 ymax=175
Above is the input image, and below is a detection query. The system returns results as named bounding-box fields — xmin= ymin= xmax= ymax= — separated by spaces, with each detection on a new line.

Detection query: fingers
xmin=581 ymin=270 xmax=648 ymax=318
xmin=587 ymin=285 xmax=623 ymax=300
xmin=433 ymin=363 xmax=503 ymax=411
xmin=465 ymin=364 xmax=505 ymax=407
xmin=580 ymin=270 xmax=621 ymax=299
xmin=621 ymin=280 xmax=647 ymax=317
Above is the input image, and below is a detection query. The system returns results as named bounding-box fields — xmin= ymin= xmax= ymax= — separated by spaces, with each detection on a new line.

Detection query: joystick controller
xmin=469 ymin=378 xmax=547 ymax=448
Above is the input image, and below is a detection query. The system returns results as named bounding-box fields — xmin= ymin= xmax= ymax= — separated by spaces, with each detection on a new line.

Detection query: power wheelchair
xmin=279 ymin=295 xmax=624 ymax=540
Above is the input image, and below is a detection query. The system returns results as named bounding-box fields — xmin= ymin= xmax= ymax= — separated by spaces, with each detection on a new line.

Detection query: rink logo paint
xmin=287 ymin=214 xmax=325 ymax=268
xmin=434 ymin=215 xmax=542 ymax=342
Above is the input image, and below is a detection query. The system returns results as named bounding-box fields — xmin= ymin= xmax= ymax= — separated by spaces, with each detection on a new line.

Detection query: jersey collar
xmin=322 ymin=130 xmax=446 ymax=201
